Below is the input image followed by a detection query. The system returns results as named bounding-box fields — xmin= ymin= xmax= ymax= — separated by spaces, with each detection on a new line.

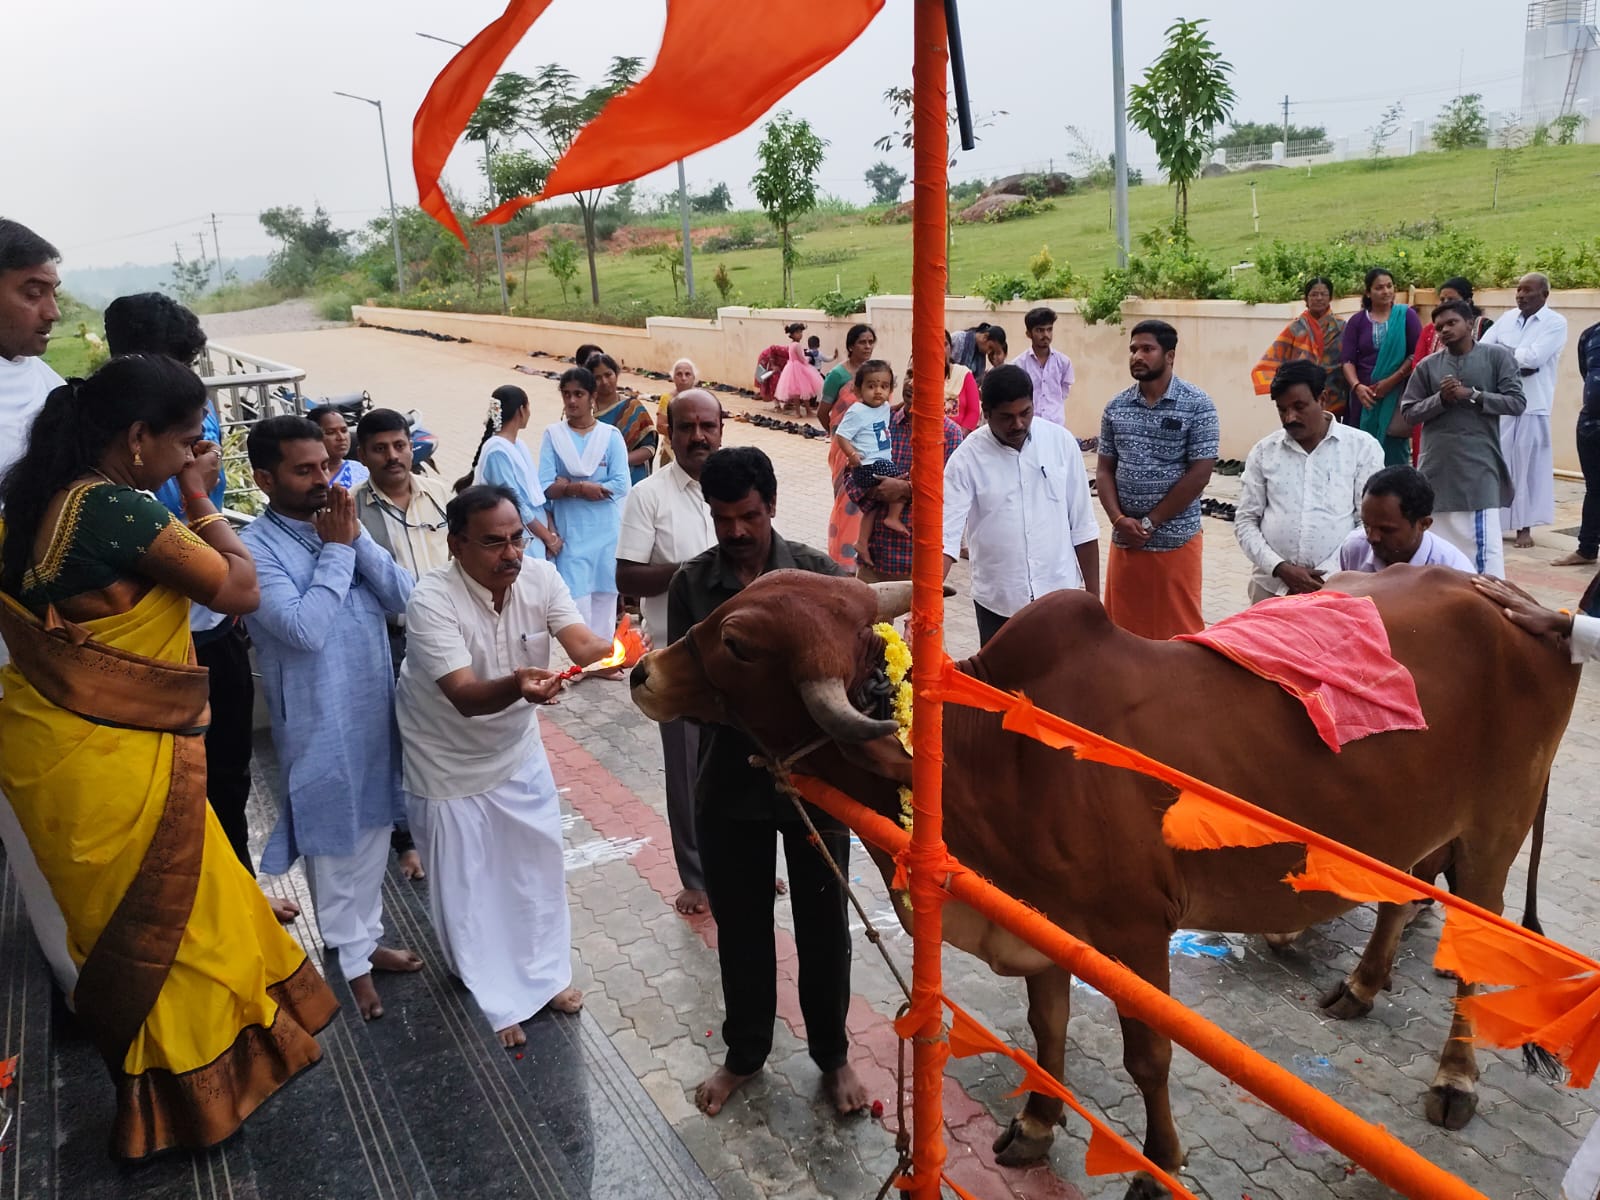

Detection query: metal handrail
xmin=1529 ymin=0 xmax=1595 ymax=29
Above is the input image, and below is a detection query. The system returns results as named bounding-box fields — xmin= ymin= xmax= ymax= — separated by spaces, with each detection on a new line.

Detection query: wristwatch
xmin=1468 ymin=388 xmax=1482 ymax=408
xmin=1138 ymin=516 xmax=1155 ymax=535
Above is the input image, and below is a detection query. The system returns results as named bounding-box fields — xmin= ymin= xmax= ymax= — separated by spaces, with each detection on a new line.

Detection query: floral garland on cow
xmin=872 ymin=622 xmax=916 ymax=833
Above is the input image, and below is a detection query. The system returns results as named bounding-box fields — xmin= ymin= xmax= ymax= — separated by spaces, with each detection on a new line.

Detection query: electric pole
xmin=210 ymin=213 xmax=225 ymax=290
xmin=1282 ymin=95 xmax=1291 ymax=147
xmin=196 ymin=232 xmax=210 ymax=275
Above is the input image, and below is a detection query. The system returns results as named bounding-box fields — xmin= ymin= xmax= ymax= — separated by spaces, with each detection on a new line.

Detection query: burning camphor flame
xmin=557 ymin=614 xmax=648 ymax=680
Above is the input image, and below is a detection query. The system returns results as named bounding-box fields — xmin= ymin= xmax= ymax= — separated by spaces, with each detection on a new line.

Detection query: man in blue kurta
xmin=242 ymin=415 xmax=421 ymax=1019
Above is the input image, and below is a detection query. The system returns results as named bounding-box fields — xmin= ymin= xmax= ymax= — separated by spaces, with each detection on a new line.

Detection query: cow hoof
xmin=1425 ymin=1083 xmax=1479 ymax=1130
xmin=1122 ymin=1174 xmax=1171 ymax=1200
xmin=991 ymin=1117 xmax=1054 ymax=1166
xmin=1317 ymin=980 xmax=1373 ymax=1020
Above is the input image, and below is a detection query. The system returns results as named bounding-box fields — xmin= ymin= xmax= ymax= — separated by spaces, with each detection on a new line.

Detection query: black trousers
xmin=700 ymin=813 xmax=852 ymax=1076
xmin=974 ymin=601 xmax=1009 ymax=647
xmin=1578 ymin=412 xmax=1600 ymax=558
xmin=196 ymin=621 xmax=255 ymax=872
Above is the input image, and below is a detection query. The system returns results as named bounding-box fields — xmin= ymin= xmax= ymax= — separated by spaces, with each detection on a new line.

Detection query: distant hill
xmin=63 ymin=256 xmax=270 ymax=307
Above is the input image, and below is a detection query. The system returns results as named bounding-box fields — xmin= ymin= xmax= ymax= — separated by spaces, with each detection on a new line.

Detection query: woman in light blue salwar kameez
xmin=539 ymin=365 xmax=630 ymax=638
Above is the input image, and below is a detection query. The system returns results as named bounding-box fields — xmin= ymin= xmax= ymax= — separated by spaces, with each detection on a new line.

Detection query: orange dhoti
xmin=1105 ymin=534 xmax=1205 ymax=641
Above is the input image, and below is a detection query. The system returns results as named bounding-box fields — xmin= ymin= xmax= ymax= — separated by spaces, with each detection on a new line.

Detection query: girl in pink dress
xmin=773 ymin=322 xmax=825 ymax=412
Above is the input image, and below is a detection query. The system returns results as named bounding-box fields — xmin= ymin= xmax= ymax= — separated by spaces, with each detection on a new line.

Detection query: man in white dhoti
xmin=1481 ymin=273 xmax=1567 ymax=549
xmin=396 ymin=484 xmax=620 ymax=1047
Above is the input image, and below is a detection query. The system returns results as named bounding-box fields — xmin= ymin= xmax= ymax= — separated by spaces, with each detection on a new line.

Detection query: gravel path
xmin=200 ymin=299 xmax=347 ymax=341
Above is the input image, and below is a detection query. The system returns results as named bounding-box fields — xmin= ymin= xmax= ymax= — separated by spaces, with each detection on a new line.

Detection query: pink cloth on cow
xmin=1174 ymin=592 xmax=1426 ymax=752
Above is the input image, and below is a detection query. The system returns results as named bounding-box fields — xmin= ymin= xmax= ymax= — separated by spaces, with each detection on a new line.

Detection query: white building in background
xmin=1521 ymin=0 xmax=1600 ymax=128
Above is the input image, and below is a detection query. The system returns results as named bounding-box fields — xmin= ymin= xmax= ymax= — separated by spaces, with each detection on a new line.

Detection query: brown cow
xmin=629 ymin=566 xmax=1579 ymax=1199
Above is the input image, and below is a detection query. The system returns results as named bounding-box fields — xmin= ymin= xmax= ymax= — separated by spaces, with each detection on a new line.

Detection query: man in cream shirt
xmin=943 ymin=364 xmax=1100 ymax=646
xmin=0 ymin=218 xmax=77 ymax=997
xmin=396 ymin=485 xmax=620 ymax=1047
xmin=616 ymin=389 xmax=720 ymax=915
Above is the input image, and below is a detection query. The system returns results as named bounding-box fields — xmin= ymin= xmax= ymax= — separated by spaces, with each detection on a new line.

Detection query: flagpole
xmin=907 ymin=0 xmax=950 ymax=1195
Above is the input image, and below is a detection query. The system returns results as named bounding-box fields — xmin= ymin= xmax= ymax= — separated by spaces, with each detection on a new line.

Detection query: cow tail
xmin=1520 ymin=777 xmax=1565 ymax=1081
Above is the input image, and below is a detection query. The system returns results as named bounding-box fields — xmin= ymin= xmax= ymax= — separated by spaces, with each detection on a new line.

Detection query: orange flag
xmin=505 ymin=0 xmax=885 ymax=211
xmin=1000 ymin=694 xmax=1083 ymax=751
xmin=1436 ymin=906 xmax=1588 ymax=987
xmin=412 ymin=0 xmax=556 ymax=244
xmin=1461 ymin=975 xmax=1600 ymax=1087
xmin=1162 ymin=789 xmax=1289 ymax=851
xmin=1284 ymin=844 xmax=1427 ymax=905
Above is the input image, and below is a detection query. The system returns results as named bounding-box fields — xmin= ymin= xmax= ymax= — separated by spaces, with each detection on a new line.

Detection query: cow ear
xmin=870 ymin=581 xmax=956 ymax=622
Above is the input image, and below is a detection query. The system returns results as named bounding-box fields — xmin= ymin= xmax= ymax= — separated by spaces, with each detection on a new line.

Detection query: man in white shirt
xmin=1338 ymin=465 xmax=1475 ymax=574
xmin=0 ymin=219 xmax=77 ymax=998
xmin=943 ymin=364 xmax=1100 ymax=646
xmin=396 ymin=485 xmax=620 ymax=1047
xmin=1481 ymin=273 xmax=1567 ymax=548
xmin=1235 ymin=360 xmax=1384 ymax=602
xmin=616 ymin=389 xmax=720 ymax=916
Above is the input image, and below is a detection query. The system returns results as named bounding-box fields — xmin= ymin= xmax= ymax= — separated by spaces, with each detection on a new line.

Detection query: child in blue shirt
xmin=832 ymin=359 xmax=908 ymax=567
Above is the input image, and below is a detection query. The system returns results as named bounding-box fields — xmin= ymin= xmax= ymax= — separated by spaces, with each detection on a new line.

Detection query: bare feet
xmin=854 ymin=543 xmax=875 ymax=569
xmin=821 ymin=1063 xmax=870 ymax=1115
xmin=881 ymin=516 xmax=910 ymax=536
xmin=546 ymin=986 xmax=583 ymax=1014
xmin=371 ymin=946 xmax=424 ymax=973
xmin=498 ymin=1022 xmax=527 ymax=1049
xmin=266 ymin=894 xmax=301 ymax=924
xmin=775 ymin=877 xmax=788 ymax=896
xmin=1552 ymin=551 xmax=1597 ymax=566
xmin=1515 ymin=528 xmax=1535 ymax=549
xmin=350 ymin=973 xmax=384 ymax=1020
xmin=695 ymin=1066 xmax=757 ymax=1115
xmin=399 ymin=849 xmax=426 ymax=880
xmin=675 ymin=888 xmax=709 ymax=915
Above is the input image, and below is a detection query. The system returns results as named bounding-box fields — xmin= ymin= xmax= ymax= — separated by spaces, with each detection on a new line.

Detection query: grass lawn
xmin=432 ymin=145 xmax=1600 ymax=319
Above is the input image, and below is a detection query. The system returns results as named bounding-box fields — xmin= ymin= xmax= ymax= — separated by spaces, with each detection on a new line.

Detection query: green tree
xmin=1367 ymin=100 xmax=1406 ymax=167
xmin=691 ymin=182 xmax=732 ymax=213
xmin=874 ymin=85 xmax=1004 ymax=168
xmin=712 ymin=263 xmax=735 ymax=303
xmin=751 ymin=111 xmax=828 ymax=304
xmin=650 ymin=244 xmax=685 ymax=300
xmin=864 ymin=161 xmax=908 ymax=205
xmin=166 ymin=251 xmax=212 ymax=303
xmin=544 ymin=236 xmax=580 ymax=303
xmin=1217 ymin=120 xmax=1327 ymax=150
xmin=259 ymin=205 xmax=352 ymax=291
xmin=1433 ymin=93 xmax=1488 ymax=151
xmin=466 ymin=56 xmax=645 ymax=305
xmin=1127 ymin=18 xmax=1237 ymax=225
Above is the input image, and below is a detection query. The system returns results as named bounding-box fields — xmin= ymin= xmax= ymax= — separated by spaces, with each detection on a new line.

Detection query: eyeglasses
xmin=466 ymin=532 xmax=527 ymax=550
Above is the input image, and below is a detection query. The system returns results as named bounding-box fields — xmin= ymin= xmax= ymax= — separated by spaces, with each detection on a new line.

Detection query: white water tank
xmin=1522 ymin=0 xmax=1600 ymax=125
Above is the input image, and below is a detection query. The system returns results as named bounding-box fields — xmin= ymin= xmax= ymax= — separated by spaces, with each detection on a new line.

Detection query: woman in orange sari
xmin=1250 ymin=276 xmax=1347 ymax=413
xmin=0 ymin=355 xmax=336 ymax=1160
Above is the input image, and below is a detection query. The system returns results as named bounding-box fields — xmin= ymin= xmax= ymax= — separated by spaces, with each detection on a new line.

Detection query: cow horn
xmin=869 ymin=580 xmax=957 ymax=622
xmin=798 ymin=677 xmax=900 ymax=744
xmin=870 ymin=581 xmax=915 ymax=621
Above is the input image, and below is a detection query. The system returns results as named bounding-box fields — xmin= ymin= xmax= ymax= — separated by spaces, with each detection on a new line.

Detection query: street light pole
xmin=334 ymin=90 xmax=406 ymax=295
xmin=416 ymin=31 xmax=509 ymax=314
xmin=1110 ymin=0 xmax=1131 ymax=269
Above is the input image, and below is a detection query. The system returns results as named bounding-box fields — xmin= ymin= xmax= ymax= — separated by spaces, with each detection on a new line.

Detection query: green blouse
xmin=18 ymin=482 xmax=177 ymax=607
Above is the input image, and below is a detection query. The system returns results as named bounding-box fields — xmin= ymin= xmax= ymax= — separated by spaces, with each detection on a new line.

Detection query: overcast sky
xmin=5 ymin=0 xmax=1531 ymax=272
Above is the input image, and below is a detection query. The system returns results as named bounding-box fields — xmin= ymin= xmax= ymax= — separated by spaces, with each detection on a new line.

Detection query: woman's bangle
xmin=189 ymin=512 xmax=228 ymax=534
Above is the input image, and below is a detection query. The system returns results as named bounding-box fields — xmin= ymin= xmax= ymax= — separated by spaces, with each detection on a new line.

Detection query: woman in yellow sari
xmin=0 ymin=354 xmax=336 ymax=1160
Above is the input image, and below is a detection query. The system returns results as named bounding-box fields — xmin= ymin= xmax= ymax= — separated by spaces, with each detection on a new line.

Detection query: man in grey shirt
xmin=1400 ymin=299 xmax=1524 ymax=578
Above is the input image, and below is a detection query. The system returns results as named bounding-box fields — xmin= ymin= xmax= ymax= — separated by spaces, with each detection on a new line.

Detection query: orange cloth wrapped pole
xmin=905 ymin=2 xmax=951 ymax=1196
xmin=791 ymin=776 xmax=1490 ymax=1200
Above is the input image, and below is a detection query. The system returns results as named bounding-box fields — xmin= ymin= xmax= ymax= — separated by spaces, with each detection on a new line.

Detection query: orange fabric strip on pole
xmin=906 ymin=1 xmax=950 ymax=1196
xmin=791 ymin=776 xmax=1490 ymax=1200
xmin=411 ymin=0 xmax=556 ymax=244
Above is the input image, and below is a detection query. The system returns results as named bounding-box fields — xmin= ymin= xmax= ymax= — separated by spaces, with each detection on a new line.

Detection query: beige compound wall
xmin=354 ymin=289 xmax=1600 ymax=473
